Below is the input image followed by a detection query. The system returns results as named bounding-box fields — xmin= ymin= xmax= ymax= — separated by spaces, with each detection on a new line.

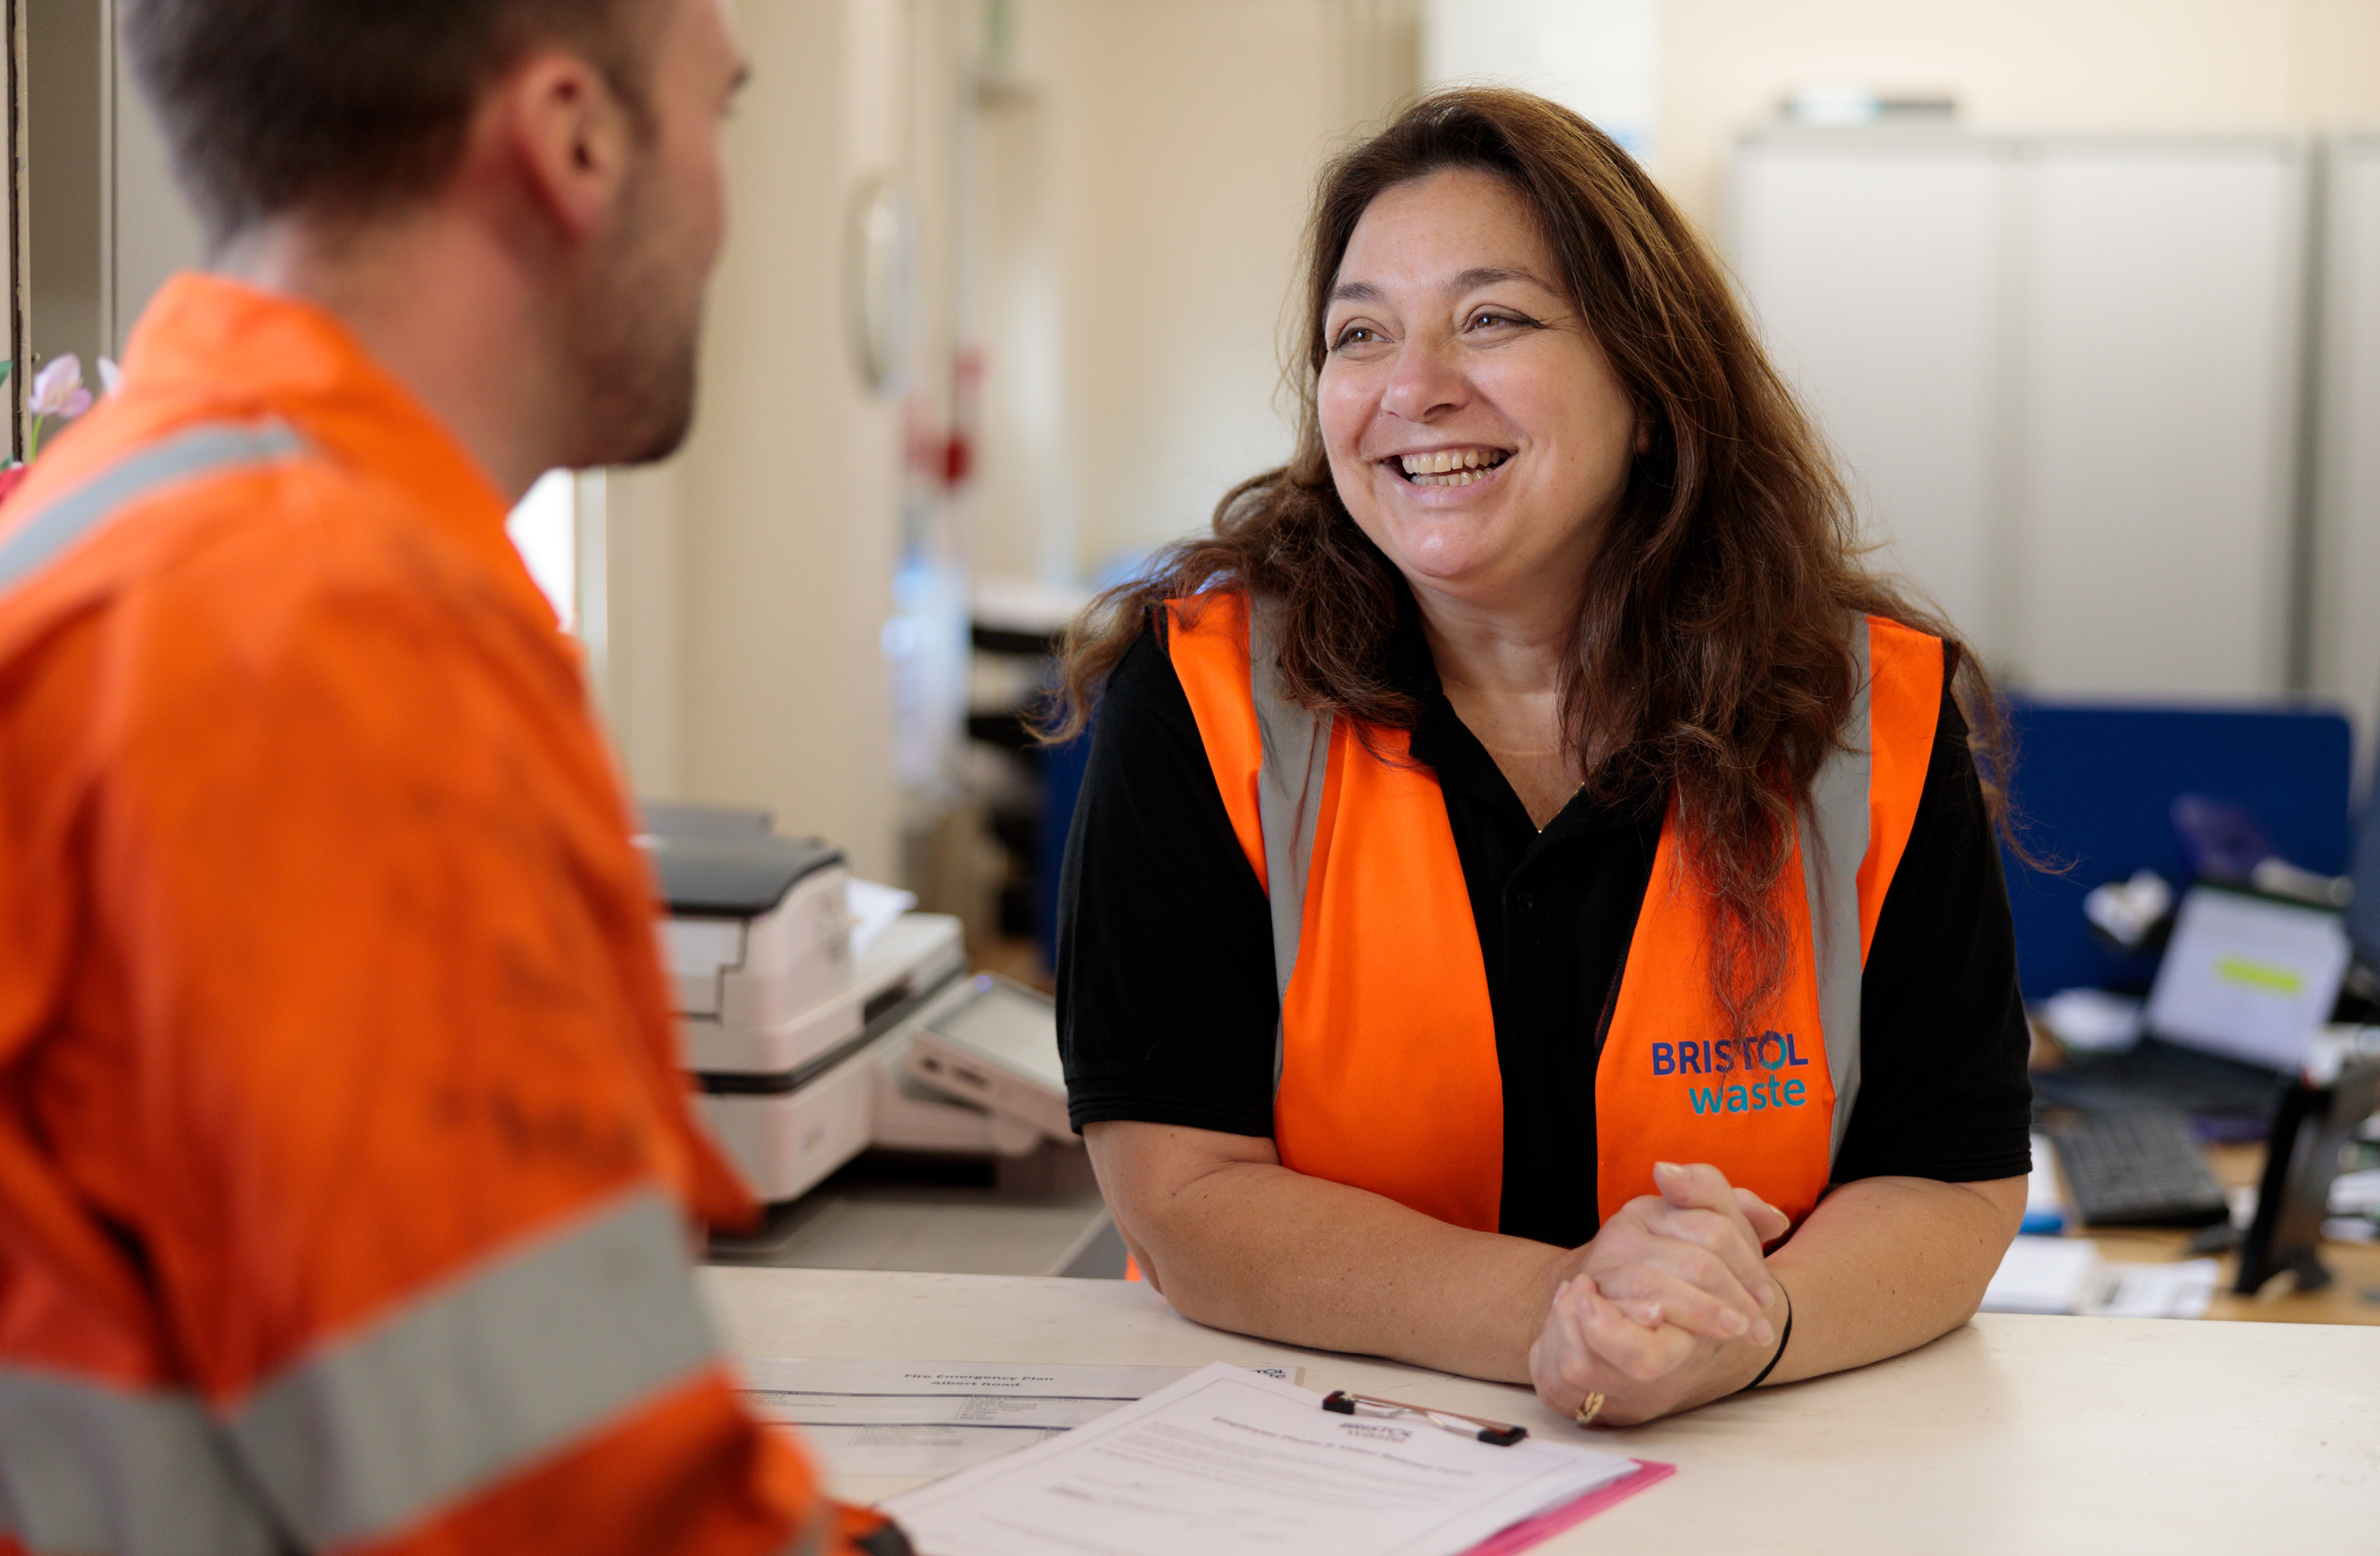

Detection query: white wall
xmin=1663 ymin=0 xmax=2380 ymax=232
xmin=646 ymin=0 xmax=911 ymax=879
xmin=109 ymin=7 xmax=205 ymax=355
xmin=1731 ymin=136 xmax=2006 ymax=653
xmin=2312 ymin=136 xmax=2380 ymax=785
xmin=969 ymin=0 xmax=1418 ymax=586
xmin=2006 ymin=140 xmax=2306 ymax=699
xmin=1733 ymin=133 xmax=2316 ymax=703
xmin=1422 ymin=0 xmax=1658 ymax=162
xmin=594 ymin=463 xmax=684 ymax=799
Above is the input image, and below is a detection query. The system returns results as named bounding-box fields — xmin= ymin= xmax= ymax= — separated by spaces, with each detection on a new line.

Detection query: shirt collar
xmin=1393 ymin=602 xmax=1531 ymax=823
xmin=117 ymin=274 xmax=521 ymax=588
xmin=1386 ymin=580 xmax=1656 ymax=838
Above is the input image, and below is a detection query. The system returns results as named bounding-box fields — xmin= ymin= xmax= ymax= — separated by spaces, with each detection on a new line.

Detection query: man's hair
xmin=123 ymin=0 xmax=664 ymax=246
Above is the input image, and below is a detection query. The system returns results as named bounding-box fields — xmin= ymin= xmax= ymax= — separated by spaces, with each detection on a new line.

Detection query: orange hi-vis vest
xmin=1166 ymin=592 xmax=1943 ymax=1231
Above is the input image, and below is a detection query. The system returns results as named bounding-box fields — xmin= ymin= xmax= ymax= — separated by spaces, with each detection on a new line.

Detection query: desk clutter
xmin=2002 ymin=707 xmax=2380 ymax=1316
xmin=1992 ymin=1132 xmax=2223 ymax=1317
xmin=641 ymin=802 xmax=1075 ymax=1210
xmin=1987 ymin=1093 xmax=2380 ymax=1318
xmin=1984 ymin=1235 xmax=2222 ymax=1320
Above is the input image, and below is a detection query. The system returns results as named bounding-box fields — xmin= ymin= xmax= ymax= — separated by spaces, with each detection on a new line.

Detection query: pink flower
xmin=29 ymin=356 xmax=92 ymax=420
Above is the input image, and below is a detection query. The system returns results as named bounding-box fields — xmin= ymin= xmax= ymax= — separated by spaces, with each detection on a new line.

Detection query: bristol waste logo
xmin=1648 ymin=1031 xmax=1813 ymax=1115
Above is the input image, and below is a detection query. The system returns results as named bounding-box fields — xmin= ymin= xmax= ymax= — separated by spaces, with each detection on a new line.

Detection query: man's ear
xmin=492 ymin=51 xmax=634 ymax=241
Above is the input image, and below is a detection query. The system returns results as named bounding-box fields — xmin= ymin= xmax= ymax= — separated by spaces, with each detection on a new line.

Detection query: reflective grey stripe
xmin=1 ymin=1189 xmax=721 ymax=1555
xmin=0 ymin=421 xmax=308 ymax=593
xmin=1247 ymin=594 xmax=1334 ymax=1100
xmin=229 ymin=1185 xmax=718 ymax=1551
xmin=1802 ymin=620 xmax=1873 ymax=1169
xmin=0 ymin=1370 xmax=281 ymax=1556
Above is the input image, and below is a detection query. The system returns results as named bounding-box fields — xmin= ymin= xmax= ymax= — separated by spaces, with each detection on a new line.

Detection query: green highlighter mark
xmin=2212 ymin=954 xmax=2304 ymax=997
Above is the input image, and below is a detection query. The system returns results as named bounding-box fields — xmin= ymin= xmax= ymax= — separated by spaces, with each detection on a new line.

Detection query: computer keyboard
xmin=2028 ymin=1038 xmax=2285 ymax=1140
xmin=2046 ymin=1108 xmax=2230 ymax=1227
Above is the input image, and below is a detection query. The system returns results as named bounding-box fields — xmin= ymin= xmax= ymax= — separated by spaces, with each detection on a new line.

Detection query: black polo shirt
xmin=1055 ymin=610 xmax=2034 ymax=1250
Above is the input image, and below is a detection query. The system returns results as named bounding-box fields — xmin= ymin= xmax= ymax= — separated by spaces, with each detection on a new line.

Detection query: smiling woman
xmin=1045 ymin=88 xmax=2036 ymax=1430
xmin=1319 ymin=176 xmax=1640 ymax=628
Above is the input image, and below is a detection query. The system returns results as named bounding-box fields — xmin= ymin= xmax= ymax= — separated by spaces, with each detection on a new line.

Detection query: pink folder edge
xmin=1458 ymin=1459 xmax=1677 ymax=1556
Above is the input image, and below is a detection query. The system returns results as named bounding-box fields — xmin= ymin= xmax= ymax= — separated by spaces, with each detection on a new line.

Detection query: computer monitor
xmin=2234 ymin=1056 xmax=2380 ymax=1295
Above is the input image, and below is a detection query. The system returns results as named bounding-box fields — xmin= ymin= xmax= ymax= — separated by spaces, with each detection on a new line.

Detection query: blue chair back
xmin=1035 ymin=718 xmax=1093 ymax=972
xmin=1999 ymin=701 xmax=2354 ymax=1000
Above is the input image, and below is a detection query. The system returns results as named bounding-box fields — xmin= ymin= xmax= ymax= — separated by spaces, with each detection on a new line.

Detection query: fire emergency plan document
xmin=735 ymin=1359 xmax=1300 ymax=1479
xmin=881 ymin=1362 xmax=1639 ymax=1556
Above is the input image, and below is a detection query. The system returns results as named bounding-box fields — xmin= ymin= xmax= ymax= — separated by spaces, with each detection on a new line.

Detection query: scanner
xmin=642 ymin=802 xmax=1074 ymax=1205
xmin=646 ymin=804 xmax=859 ymax=1071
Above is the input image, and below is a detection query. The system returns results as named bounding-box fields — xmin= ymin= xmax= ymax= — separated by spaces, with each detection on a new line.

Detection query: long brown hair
xmin=1051 ymin=87 xmax=2010 ymax=1026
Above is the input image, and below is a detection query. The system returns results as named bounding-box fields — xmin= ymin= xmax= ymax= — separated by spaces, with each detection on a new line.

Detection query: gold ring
xmin=1573 ymin=1391 xmax=1606 ymax=1427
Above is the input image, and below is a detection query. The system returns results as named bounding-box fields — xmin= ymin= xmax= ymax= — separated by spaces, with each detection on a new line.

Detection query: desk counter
xmin=702 ymin=1265 xmax=2380 ymax=1554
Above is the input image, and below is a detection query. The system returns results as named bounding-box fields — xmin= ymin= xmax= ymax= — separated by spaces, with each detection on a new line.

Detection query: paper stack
xmin=1982 ymin=1235 xmax=2100 ymax=1314
xmin=1982 ymin=1237 xmax=2220 ymax=1319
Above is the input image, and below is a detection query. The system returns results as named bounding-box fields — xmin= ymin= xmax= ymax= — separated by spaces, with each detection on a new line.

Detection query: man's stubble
xmin=556 ymin=153 xmax=706 ymax=470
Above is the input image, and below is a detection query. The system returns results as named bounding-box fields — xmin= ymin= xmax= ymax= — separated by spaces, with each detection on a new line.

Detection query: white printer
xmin=645 ymin=803 xmax=862 ymax=1074
xmin=643 ymin=804 xmax=1075 ymax=1204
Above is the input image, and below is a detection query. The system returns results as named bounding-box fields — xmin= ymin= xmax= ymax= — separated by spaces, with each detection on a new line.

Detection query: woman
xmin=1050 ymin=88 xmax=2031 ymax=1427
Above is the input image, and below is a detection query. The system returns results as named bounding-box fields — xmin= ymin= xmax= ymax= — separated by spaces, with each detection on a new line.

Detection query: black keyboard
xmin=2029 ymin=1038 xmax=2285 ymax=1140
xmin=2047 ymin=1108 xmax=2230 ymax=1227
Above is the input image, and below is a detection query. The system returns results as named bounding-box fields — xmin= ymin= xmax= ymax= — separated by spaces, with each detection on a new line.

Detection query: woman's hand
xmin=1587 ymin=1161 xmax=1789 ymax=1344
xmin=1527 ymin=1162 xmax=1792 ymax=1426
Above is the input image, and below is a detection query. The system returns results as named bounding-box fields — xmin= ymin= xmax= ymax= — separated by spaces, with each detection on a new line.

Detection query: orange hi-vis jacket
xmin=0 ymin=277 xmax=884 ymax=1555
xmin=1166 ymin=591 xmax=1944 ymax=1230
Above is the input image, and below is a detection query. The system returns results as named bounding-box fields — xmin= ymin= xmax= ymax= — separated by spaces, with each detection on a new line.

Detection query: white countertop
xmin=700 ymin=1265 xmax=2380 ymax=1553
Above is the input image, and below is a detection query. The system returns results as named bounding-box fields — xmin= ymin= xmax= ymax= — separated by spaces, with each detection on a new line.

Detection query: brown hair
xmin=124 ymin=0 xmax=664 ymax=246
xmin=1051 ymin=87 xmax=2013 ymax=1026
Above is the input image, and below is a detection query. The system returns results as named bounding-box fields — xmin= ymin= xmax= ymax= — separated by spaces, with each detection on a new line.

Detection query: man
xmin=0 ymin=2 xmax=904 ymax=1552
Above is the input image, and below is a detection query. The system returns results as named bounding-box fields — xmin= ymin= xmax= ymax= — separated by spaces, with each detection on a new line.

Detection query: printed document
xmin=2089 ymin=1258 xmax=2220 ymax=1319
xmin=735 ymin=1359 xmax=1295 ymax=1480
xmin=1981 ymin=1235 xmax=2099 ymax=1314
xmin=882 ymin=1362 xmax=1638 ymax=1556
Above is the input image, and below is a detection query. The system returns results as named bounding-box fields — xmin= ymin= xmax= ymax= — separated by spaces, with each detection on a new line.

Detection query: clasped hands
xmin=1528 ymin=1161 xmax=1790 ymax=1428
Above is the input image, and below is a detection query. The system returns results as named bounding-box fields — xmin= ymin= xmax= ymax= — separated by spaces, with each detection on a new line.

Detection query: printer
xmin=642 ymin=803 xmax=1073 ymax=1204
xmin=646 ymin=802 xmax=861 ymax=1073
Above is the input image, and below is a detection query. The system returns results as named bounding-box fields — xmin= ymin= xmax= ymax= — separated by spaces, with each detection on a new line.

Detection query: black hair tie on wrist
xmin=1744 ymin=1282 xmax=1793 ymax=1390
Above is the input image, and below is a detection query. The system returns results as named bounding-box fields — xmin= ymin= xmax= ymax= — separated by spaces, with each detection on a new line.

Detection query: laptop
xmin=2032 ymin=884 xmax=2353 ymax=1137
